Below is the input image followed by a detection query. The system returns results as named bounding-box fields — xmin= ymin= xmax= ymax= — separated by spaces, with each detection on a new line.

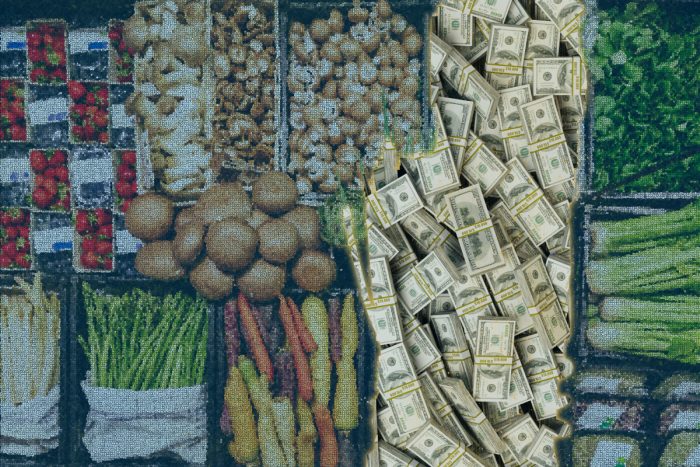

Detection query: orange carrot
xmin=279 ymin=296 xmax=314 ymax=402
xmin=238 ymin=292 xmax=274 ymax=382
xmin=313 ymin=404 xmax=338 ymax=467
xmin=287 ymin=297 xmax=318 ymax=353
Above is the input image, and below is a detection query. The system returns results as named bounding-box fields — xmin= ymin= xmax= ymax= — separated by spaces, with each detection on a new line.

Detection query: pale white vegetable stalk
xmin=0 ymin=274 xmax=60 ymax=406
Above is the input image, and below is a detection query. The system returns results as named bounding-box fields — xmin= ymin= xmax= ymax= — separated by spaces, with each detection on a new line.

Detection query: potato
xmin=252 ymin=172 xmax=299 ymax=215
xmin=174 ymin=207 xmax=201 ymax=231
xmin=196 ymin=183 xmax=252 ymax=225
xmin=125 ymin=193 xmax=174 ymax=241
xmin=134 ymin=241 xmax=185 ymax=281
xmin=190 ymin=256 xmax=234 ymax=301
xmin=257 ymin=219 xmax=299 ymax=264
xmin=247 ymin=209 xmax=271 ymax=230
xmin=282 ymin=205 xmax=321 ymax=249
xmin=238 ymin=259 xmax=285 ymax=302
xmin=206 ymin=217 xmax=258 ymax=272
xmin=172 ymin=223 xmax=205 ymax=265
xmin=292 ymin=250 xmax=336 ymax=292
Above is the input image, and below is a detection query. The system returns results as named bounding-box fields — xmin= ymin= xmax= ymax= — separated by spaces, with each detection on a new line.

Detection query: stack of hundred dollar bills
xmin=352 ymin=0 xmax=586 ymax=465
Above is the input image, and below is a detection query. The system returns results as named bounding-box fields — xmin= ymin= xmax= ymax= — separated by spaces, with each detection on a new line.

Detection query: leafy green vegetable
xmin=79 ymin=283 xmax=208 ymax=390
xmin=591 ymin=2 xmax=700 ymax=192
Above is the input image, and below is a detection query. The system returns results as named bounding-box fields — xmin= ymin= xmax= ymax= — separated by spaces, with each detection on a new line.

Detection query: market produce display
xmin=68 ymin=81 xmax=110 ymax=144
xmin=0 ymin=79 xmax=27 ymax=142
xmin=30 ymin=149 xmax=71 ymax=212
xmin=0 ymin=208 xmax=32 ymax=269
xmin=26 ymin=22 xmax=67 ymax=84
xmin=74 ymin=208 xmax=114 ymax=271
xmin=108 ymin=21 xmax=135 ymax=83
xmin=590 ymin=2 xmax=699 ymax=193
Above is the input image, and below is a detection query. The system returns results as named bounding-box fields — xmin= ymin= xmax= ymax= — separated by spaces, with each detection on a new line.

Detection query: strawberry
xmin=116 ymin=179 xmax=135 ymax=198
xmin=95 ymin=240 xmax=112 ymax=255
xmin=85 ymin=92 xmax=96 ymax=105
xmin=97 ymin=223 xmax=112 ymax=239
xmin=15 ymin=254 xmax=31 ymax=269
xmin=4 ymin=226 xmax=18 ymax=239
xmin=27 ymin=32 xmax=42 ymax=49
xmin=108 ymin=29 xmax=121 ymax=42
xmin=81 ymin=235 xmax=97 ymax=253
xmin=121 ymin=151 xmax=137 ymax=165
xmin=93 ymin=111 xmax=109 ymax=128
xmin=71 ymin=125 xmax=84 ymax=140
xmin=82 ymin=124 xmax=95 ymax=141
xmin=1 ymin=241 xmax=17 ymax=259
xmin=6 ymin=208 xmax=25 ymax=225
xmin=52 ymin=68 xmax=67 ymax=82
xmin=32 ymin=187 xmax=53 ymax=209
xmin=9 ymin=125 xmax=25 ymax=141
xmin=53 ymin=166 xmax=69 ymax=183
xmin=41 ymin=177 xmax=58 ymax=198
xmin=30 ymin=68 xmax=49 ymax=82
xmin=102 ymin=257 xmax=113 ymax=270
xmin=80 ymin=251 xmax=100 ymax=269
xmin=0 ymin=255 xmax=11 ymax=269
xmin=98 ymin=131 xmax=109 ymax=144
xmin=94 ymin=209 xmax=111 ymax=226
xmin=30 ymin=150 xmax=48 ymax=172
xmin=96 ymin=88 xmax=109 ymax=106
xmin=0 ymin=212 xmax=12 ymax=226
xmin=48 ymin=149 xmax=67 ymax=167
xmin=18 ymin=226 xmax=30 ymax=239
xmin=68 ymin=81 xmax=86 ymax=101
xmin=60 ymin=192 xmax=71 ymax=211
xmin=117 ymin=162 xmax=136 ymax=182
xmin=121 ymin=198 xmax=131 ymax=213
xmin=15 ymin=237 xmax=29 ymax=253
xmin=75 ymin=211 xmax=92 ymax=234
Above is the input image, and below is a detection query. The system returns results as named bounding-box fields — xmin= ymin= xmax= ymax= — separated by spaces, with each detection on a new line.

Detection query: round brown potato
xmin=206 ymin=217 xmax=258 ymax=272
xmin=196 ymin=183 xmax=252 ymax=225
xmin=174 ymin=207 xmax=201 ymax=231
xmin=189 ymin=256 xmax=234 ymax=301
xmin=247 ymin=209 xmax=271 ymax=230
xmin=172 ymin=223 xmax=205 ymax=265
xmin=238 ymin=259 xmax=285 ymax=302
xmin=134 ymin=241 xmax=185 ymax=281
xmin=252 ymin=172 xmax=299 ymax=215
xmin=282 ymin=205 xmax=321 ymax=249
xmin=257 ymin=219 xmax=300 ymax=264
xmin=125 ymin=193 xmax=174 ymax=241
xmin=292 ymin=250 xmax=337 ymax=292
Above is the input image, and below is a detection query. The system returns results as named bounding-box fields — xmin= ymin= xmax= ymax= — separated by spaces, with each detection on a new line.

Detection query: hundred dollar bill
xmin=523 ymin=21 xmax=559 ymax=85
xmin=485 ymin=24 xmax=529 ymax=90
xmin=430 ymin=292 xmax=456 ymax=315
xmin=516 ymin=256 xmax=570 ymax=348
xmin=546 ymin=201 xmax=570 ymax=254
xmin=498 ymin=84 xmax=535 ymax=172
xmin=465 ymin=0 xmax=513 ymax=23
xmin=406 ymin=420 xmax=486 ymax=467
xmin=543 ymin=179 xmax=576 ymax=205
xmin=493 ymin=159 xmax=565 ymax=244
xmin=378 ymin=440 xmax=423 ymax=467
xmin=404 ymin=323 xmax=443 ymax=373
xmin=400 ymin=209 xmax=456 ymax=258
xmin=506 ymin=0 xmax=530 ymax=24
xmin=473 ymin=317 xmax=516 ymax=402
xmin=377 ymin=343 xmax=433 ymax=435
xmin=367 ymin=174 xmax=424 ymax=228
xmin=533 ymin=57 xmax=587 ymax=96
xmin=428 ymin=359 xmax=449 ymax=382
xmin=418 ymin=372 xmax=475 ymax=447
xmin=437 ymin=96 xmax=474 ymax=171
xmin=431 ymin=31 xmax=450 ymax=78
xmin=377 ymin=406 xmax=411 ymax=448
xmin=475 ymin=113 xmax=507 ymax=161
xmin=497 ymin=413 xmax=539 ymax=462
xmin=490 ymin=201 xmax=544 ymax=263
xmin=554 ymin=351 xmax=574 ymax=379
xmin=483 ymin=402 xmax=522 ymax=427
xmin=431 ymin=312 xmax=474 ymax=385
xmin=434 ymin=34 xmax=500 ymax=119
xmin=367 ymin=304 xmax=404 ymax=346
xmin=438 ymin=4 xmax=472 ymax=47
xmin=397 ymin=250 xmax=457 ymax=315
xmin=535 ymin=0 xmax=584 ymax=53
xmin=558 ymin=94 xmax=585 ymax=153
xmin=430 ymin=84 xmax=443 ymax=106
xmin=519 ymin=96 xmax=575 ymax=188
xmin=439 ymin=377 xmax=507 ymax=454
xmin=448 ymin=266 xmax=497 ymax=348
xmin=368 ymin=221 xmax=399 ymax=261
xmin=360 ymin=256 xmax=398 ymax=307
xmin=545 ymin=254 xmax=571 ymax=317
xmin=461 ymin=132 xmax=508 ymax=195
xmin=384 ymin=224 xmax=419 ymax=276
xmin=445 ymin=185 xmax=505 ymax=275
xmin=455 ymin=26 xmax=488 ymax=63
xmin=498 ymin=349 xmax=534 ymax=410
xmin=515 ymin=333 xmax=565 ymax=420
xmin=414 ymin=106 xmax=461 ymax=196
xmin=524 ymin=425 xmax=559 ymax=467
xmin=483 ymin=244 xmax=535 ymax=334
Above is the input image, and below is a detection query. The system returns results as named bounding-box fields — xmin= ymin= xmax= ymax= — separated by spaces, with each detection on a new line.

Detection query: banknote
xmin=475 ymin=113 xmax=507 ymax=161
xmin=438 ymin=4 xmax=473 ymax=47
xmin=377 ymin=406 xmax=411 ymax=448
xmin=377 ymin=440 xmax=422 ymax=467
xmin=465 ymin=0 xmax=514 ymax=23
xmin=485 ymin=24 xmax=529 ymax=90
xmin=367 ymin=174 xmax=424 ymax=228
xmin=448 ymin=266 xmax=497 ymax=348
xmin=383 ymin=224 xmax=419 ymax=276
xmin=431 ymin=312 xmax=474 ymax=384
xmin=377 ymin=343 xmax=432 ymax=435
xmin=437 ymin=96 xmax=474 ymax=171
xmin=368 ymin=221 xmax=400 ymax=261
xmin=514 ymin=333 xmax=564 ymax=420
xmin=535 ymin=0 xmax=584 ymax=53
xmin=401 ymin=208 xmax=451 ymax=255
xmin=524 ymin=425 xmax=559 ymax=466
xmin=415 ymin=106 xmax=461 ymax=196
xmin=497 ymin=350 xmax=534 ymax=411
xmin=365 ymin=304 xmax=403 ymax=346
xmin=543 ymin=179 xmax=576 ymax=205
xmin=493 ymin=159 xmax=565 ymax=244
xmin=497 ymin=413 xmax=539 ymax=462
xmin=533 ymin=57 xmax=587 ymax=96
xmin=546 ymin=201 xmax=570 ymax=254
xmin=445 ymin=185 xmax=505 ymax=275
xmin=418 ymin=371 xmax=475 ymax=447
xmin=519 ymin=96 xmax=576 ymax=188
xmin=523 ymin=20 xmax=559 ymax=85
xmin=455 ymin=26 xmax=489 ymax=62
xmin=406 ymin=420 xmax=486 ymax=467
xmin=497 ymin=84 xmax=535 ymax=172
xmin=473 ymin=317 xmax=516 ymax=402
xmin=431 ymin=32 xmax=450 ymax=77
xmin=461 ymin=132 xmax=508 ymax=194
xmin=545 ymin=254 xmax=571 ymax=317
xmin=439 ymin=377 xmax=507 ymax=454
xmin=506 ymin=0 xmax=530 ymax=24
xmin=404 ymin=324 xmax=443 ymax=373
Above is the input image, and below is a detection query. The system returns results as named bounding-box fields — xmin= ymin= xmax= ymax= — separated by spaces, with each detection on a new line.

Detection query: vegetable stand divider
xmin=0 ymin=273 xmax=69 ymax=466
xmin=281 ymin=0 xmax=432 ymax=206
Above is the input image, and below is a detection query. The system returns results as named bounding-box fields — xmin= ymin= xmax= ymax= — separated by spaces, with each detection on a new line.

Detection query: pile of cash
xmin=355 ymin=0 xmax=586 ymax=465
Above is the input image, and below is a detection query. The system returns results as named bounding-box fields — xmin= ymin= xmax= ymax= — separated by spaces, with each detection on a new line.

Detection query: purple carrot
xmin=220 ymin=406 xmax=232 ymax=435
xmin=274 ymin=350 xmax=296 ymax=401
xmin=224 ymin=299 xmax=240 ymax=366
xmin=328 ymin=297 xmax=342 ymax=364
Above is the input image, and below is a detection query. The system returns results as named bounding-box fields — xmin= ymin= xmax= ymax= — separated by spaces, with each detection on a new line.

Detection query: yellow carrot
xmin=301 ymin=296 xmax=331 ymax=407
xmin=296 ymin=398 xmax=317 ymax=467
xmin=224 ymin=365 xmax=259 ymax=463
xmin=332 ymin=293 xmax=359 ymax=430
